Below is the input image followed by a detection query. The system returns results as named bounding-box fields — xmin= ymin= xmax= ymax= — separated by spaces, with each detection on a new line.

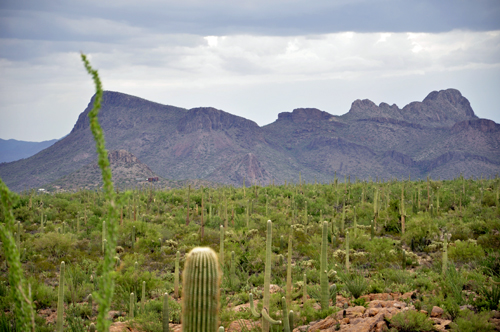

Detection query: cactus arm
xmin=261 ymin=308 xmax=282 ymax=325
xmin=249 ymin=293 xmax=261 ymax=318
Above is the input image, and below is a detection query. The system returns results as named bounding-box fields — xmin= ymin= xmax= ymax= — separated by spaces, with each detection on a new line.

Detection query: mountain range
xmin=0 ymin=138 xmax=58 ymax=163
xmin=1 ymin=88 xmax=499 ymax=191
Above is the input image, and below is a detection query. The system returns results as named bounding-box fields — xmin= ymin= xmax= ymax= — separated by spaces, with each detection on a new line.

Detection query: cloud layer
xmin=1 ymin=1 xmax=499 ymax=141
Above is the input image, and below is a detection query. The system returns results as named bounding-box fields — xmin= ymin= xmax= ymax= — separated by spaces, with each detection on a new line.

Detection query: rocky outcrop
xmin=277 ymin=108 xmax=333 ymax=123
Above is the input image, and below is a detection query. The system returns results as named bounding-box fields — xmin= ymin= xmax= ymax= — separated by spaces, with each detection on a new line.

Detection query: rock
xmin=227 ymin=319 xmax=260 ymax=332
xmin=308 ymin=316 xmax=337 ymax=332
xmin=431 ymin=306 xmax=444 ymax=318
xmin=491 ymin=310 xmax=500 ymax=319
xmin=269 ymin=284 xmax=282 ymax=294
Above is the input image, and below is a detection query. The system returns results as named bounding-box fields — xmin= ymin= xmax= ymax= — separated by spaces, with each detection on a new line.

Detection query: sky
xmin=0 ymin=0 xmax=499 ymax=142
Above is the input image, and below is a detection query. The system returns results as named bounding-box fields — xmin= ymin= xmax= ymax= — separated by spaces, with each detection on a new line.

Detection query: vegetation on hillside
xmin=0 ymin=174 xmax=499 ymax=330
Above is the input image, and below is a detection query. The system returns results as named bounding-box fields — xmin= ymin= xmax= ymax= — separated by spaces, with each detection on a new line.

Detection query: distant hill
xmin=1 ymin=88 xmax=499 ymax=191
xmin=0 ymin=138 xmax=58 ymax=163
xmin=48 ymin=149 xmax=217 ymax=191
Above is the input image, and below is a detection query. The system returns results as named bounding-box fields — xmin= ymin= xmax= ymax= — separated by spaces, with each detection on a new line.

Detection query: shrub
xmin=450 ymin=309 xmax=495 ymax=332
xmin=448 ymin=240 xmax=485 ymax=265
xmin=388 ymin=310 xmax=435 ymax=332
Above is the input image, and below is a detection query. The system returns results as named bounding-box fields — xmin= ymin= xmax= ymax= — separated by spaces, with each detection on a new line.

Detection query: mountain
xmin=1 ymin=88 xmax=499 ymax=191
xmin=0 ymin=138 xmax=58 ymax=163
xmin=47 ymin=149 xmax=217 ymax=191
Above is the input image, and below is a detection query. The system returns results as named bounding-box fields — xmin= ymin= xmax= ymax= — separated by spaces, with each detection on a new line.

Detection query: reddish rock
xmin=430 ymin=306 xmax=444 ymax=318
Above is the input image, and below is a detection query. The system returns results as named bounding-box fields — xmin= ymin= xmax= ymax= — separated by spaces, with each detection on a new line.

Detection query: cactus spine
xmin=182 ymin=247 xmax=221 ymax=332
xmin=320 ymin=221 xmax=329 ymax=310
xmin=345 ymin=231 xmax=350 ymax=271
xmin=56 ymin=261 xmax=65 ymax=332
xmin=163 ymin=293 xmax=169 ymax=332
xmin=174 ymin=251 xmax=180 ymax=298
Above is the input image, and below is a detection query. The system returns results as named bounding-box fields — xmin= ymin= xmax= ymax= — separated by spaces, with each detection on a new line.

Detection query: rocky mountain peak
xmin=177 ymin=107 xmax=259 ymax=134
xmin=277 ymin=108 xmax=332 ymax=123
xmin=422 ymin=88 xmax=476 ymax=118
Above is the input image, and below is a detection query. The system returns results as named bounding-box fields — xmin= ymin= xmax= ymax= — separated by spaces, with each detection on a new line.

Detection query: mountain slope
xmin=1 ymin=88 xmax=498 ymax=191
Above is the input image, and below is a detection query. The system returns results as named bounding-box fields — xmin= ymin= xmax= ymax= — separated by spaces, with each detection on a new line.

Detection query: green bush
xmin=388 ymin=310 xmax=435 ymax=332
xmin=450 ymin=309 xmax=495 ymax=332
xmin=448 ymin=240 xmax=485 ymax=265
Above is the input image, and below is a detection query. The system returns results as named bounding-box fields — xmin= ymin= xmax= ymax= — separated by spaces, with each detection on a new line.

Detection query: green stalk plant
xmin=81 ymin=53 xmax=120 ymax=332
xmin=0 ymin=179 xmax=35 ymax=331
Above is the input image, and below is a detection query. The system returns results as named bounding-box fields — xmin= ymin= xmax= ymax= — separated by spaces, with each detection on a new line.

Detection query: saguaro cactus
xmin=141 ymin=281 xmax=146 ymax=313
xmin=345 ymin=231 xmax=350 ymax=271
xmin=129 ymin=292 xmax=134 ymax=319
xmin=132 ymin=226 xmax=136 ymax=250
xmin=163 ymin=293 xmax=169 ymax=332
xmin=220 ymin=225 xmax=224 ymax=268
xmin=303 ymin=273 xmax=307 ymax=304
xmin=174 ymin=251 xmax=180 ymax=298
xmin=442 ymin=236 xmax=448 ymax=275
xmin=182 ymin=247 xmax=221 ymax=332
xmin=56 ymin=261 xmax=65 ymax=332
xmin=286 ymin=229 xmax=293 ymax=306
xmin=320 ymin=221 xmax=329 ymax=310
xmin=263 ymin=220 xmax=273 ymax=332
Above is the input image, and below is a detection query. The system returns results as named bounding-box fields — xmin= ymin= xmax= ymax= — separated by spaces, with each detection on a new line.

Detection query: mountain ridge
xmin=1 ymin=88 xmax=499 ymax=191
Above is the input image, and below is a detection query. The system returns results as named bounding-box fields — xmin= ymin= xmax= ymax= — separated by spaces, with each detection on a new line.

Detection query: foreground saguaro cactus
xmin=182 ymin=247 xmax=221 ymax=332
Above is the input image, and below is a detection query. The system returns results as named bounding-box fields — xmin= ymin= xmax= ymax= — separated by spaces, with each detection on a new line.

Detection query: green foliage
xmin=388 ymin=310 xmax=435 ymax=332
xmin=448 ymin=240 xmax=485 ymax=265
xmin=450 ymin=309 xmax=495 ymax=332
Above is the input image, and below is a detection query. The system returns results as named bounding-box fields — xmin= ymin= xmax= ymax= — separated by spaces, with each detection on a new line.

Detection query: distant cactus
xmin=303 ymin=273 xmax=307 ymax=304
xmin=129 ymin=292 xmax=134 ymax=319
xmin=442 ymin=236 xmax=448 ymax=275
xmin=89 ymin=323 xmax=96 ymax=332
xmin=182 ymin=247 xmax=221 ymax=332
xmin=132 ymin=226 xmax=136 ymax=250
xmin=56 ymin=261 xmax=65 ymax=332
xmin=286 ymin=230 xmax=293 ymax=306
xmin=141 ymin=281 xmax=146 ymax=313
xmin=320 ymin=221 xmax=329 ymax=310
xmin=346 ymin=231 xmax=350 ymax=271
xmin=220 ymin=225 xmax=224 ymax=268
xmin=174 ymin=251 xmax=180 ymax=298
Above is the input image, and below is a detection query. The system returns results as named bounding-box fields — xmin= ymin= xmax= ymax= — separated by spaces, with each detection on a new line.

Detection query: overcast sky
xmin=1 ymin=0 xmax=499 ymax=141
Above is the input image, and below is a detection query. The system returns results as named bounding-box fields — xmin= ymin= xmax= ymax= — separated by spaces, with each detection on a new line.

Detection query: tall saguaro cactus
xmin=219 ymin=225 xmax=224 ymax=268
xmin=320 ymin=221 xmax=329 ymax=310
xmin=174 ymin=251 xmax=180 ymax=298
xmin=182 ymin=247 xmax=221 ymax=332
xmin=286 ymin=229 xmax=293 ymax=307
xmin=163 ymin=293 xmax=169 ymax=332
xmin=56 ymin=261 xmax=65 ymax=332
xmin=345 ymin=231 xmax=350 ymax=271
xmin=263 ymin=220 xmax=273 ymax=332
